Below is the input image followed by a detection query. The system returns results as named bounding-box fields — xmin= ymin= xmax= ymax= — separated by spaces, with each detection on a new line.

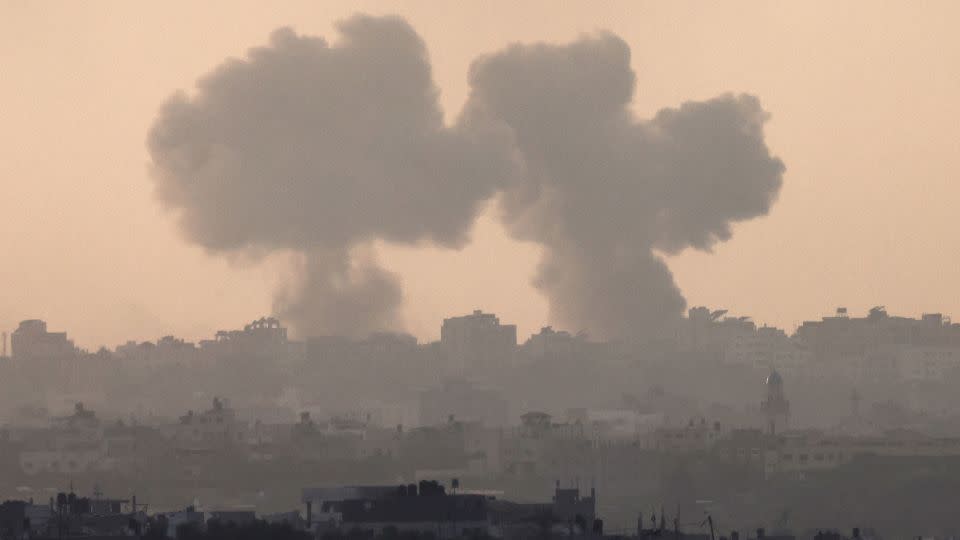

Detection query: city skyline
xmin=4 ymin=303 xmax=957 ymax=353
xmin=3 ymin=2 xmax=960 ymax=349
xmin=5 ymin=4 xmax=960 ymax=538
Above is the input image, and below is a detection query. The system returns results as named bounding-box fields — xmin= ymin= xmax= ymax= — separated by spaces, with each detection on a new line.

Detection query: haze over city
xmin=3 ymin=3 xmax=960 ymax=539
xmin=3 ymin=1 xmax=959 ymax=349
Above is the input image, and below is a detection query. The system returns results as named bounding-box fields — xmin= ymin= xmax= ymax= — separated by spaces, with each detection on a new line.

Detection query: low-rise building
xmin=303 ymin=481 xmax=596 ymax=540
xmin=648 ymin=418 xmax=724 ymax=454
xmin=169 ymin=398 xmax=248 ymax=453
xmin=763 ymin=428 xmax=960 ymax=478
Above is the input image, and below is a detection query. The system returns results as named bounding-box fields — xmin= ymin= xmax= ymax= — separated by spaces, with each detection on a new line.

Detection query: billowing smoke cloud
xmin=273 ymin=247 xmax=405 ymax=338
xmin=465 ymin=35 xmax=785 ymax=340
xmin=147 ymin=15 xmax=513 ymax=338
xmin=148 ymin=15 xmax=783 ymax=341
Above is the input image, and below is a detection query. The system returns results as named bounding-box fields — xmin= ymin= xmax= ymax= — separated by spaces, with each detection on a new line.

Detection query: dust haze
xmin=5 ymin=8 xmax=960 ymax=540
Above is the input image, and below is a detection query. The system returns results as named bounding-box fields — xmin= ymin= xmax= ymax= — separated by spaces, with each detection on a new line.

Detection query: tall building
xmin=794 ymin=307 xmax=960 ymax=382
xmin=761 ymin=370 xmax=790 ymax=435
xmin=10 ymin=319 xmax=77 ymax=361
xmin=440 ymin=310 xmax=516 ymax=375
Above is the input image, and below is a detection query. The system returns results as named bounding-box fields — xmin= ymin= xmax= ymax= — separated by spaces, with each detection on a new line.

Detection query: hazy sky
xmin=2 ymin=1 xmax=959 ymax=349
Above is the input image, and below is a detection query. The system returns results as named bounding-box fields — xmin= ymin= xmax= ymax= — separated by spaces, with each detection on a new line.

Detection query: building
xmin=727 ymin=326 xmax=811 ymax=372
xmin=200 ymin=317 xmax=290 ymax=360
xmin=207 ymin=510 xmax=256 ymax=527
xmin=520 ymin=326 xmax=607 ymax=364
xmin=19 ymin=445 xmax=103 ymax=475
xmin=794 ymin=307 xmax=960 ymax=382
xmin=18 ymin=403 xmax=108 ymax=476
xmin=441 ymin=310 xmax=517 ymax=375
xmin=302 ymin=485 xmax=401 ymax=528
xmin=115 ymin=336 xmax=202 ymax=368
xmin=337 ymin=492 xmax=489 ymax=539
xmin=160 ymin=507 xmax=205 ymax=538
xmin=305 ymin=331 xmax=427 ymax=398
xmin=10 ymin=320 xmax=77 ymax=361
xmin=679 ymin=307 xmax=757 ymax=362
xmin=764 ymin=428 xmax=960 ymax=478
xmin=761 ymin=371 xmax=790 ymax=435
xmin=303 ymin=481 xmax=596 ymax=540
xmin=649 ymin=417 xmax=724 ymax=454
xmin=0 ymin=500 xmax=53 ymax=539
xmin=170 ymin=398 xmax=248 ymax=452
xmin=678 ymin=308 xmax=811 ymax=371
xmin=418 ymin=379 xmax=508 ymax=428
xmin=566 ymin=408 xmax=664 ymax=442
xmin=501 ymin=412 xmax=590 ymax=478
xmin=894 ymin=345 xmax=960 ymax=382
xmin=713 ymin=428 xmax=767 ymax=468
xmin=488 ymin=485 xmax=598 ymax=539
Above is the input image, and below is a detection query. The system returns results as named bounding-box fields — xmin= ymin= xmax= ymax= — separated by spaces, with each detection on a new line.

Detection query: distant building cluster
xmin=2 ymin=307 xmax=960 ymax=537
xmin=680 ymin=305 xmax=960 ymax=383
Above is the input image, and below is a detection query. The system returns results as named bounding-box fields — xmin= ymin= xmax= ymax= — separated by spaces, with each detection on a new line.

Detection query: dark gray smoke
xmin=465 ymin=34 xmax=785 ymax=340
xmin=147 ymin=16 xmax=513 ymax=338
xmin=148 ymin=16 xmax=783 ymax=341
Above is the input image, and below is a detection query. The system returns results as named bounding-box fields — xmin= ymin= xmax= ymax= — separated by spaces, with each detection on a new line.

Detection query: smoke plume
xmin=465 ymin=34 xmax=785 ymax=340
xmin=148 ymin=15 xmax=784 ymax=341
xmin=147 ymin=16 xmax=513 ymax=338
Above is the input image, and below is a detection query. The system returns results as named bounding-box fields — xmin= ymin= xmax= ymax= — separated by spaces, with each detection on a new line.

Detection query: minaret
xmin=761 ymin=370 xmax=790 ymax=435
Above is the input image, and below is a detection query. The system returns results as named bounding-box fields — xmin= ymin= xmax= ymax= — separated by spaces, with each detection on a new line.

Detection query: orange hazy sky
xmin=2 ymin=1 xmax=959 ymax=349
